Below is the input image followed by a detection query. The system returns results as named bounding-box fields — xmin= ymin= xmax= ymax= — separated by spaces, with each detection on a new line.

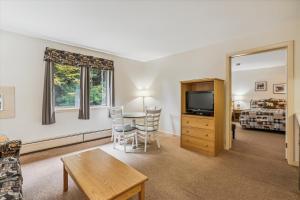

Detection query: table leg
xmin=132 ymin=119 xmax=136 ymax=127
xmin=132 ymin=119 xmax=137 ymax=149
xmin=63 ymin=165 xmax=68 ymax=192
xmin=138 ymin=182 xmax=145 ymax=200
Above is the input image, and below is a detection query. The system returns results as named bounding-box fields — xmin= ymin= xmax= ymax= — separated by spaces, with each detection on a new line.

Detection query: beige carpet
xmin=20 ymin=128 xmax=300 ymax=200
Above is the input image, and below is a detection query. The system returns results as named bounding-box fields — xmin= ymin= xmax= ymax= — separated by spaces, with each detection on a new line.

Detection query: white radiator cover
xmin=84 ymin=129 xmax=111 ymax=141
xmin=21 ymin=129 xmax=111 ymax=154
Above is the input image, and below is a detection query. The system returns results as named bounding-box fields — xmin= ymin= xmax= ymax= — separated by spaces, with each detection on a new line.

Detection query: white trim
xmin=55 ymin=105 xmax=109 ymax=113
xmin=158 ymin=129 xmax=179 ymax=136
xmin=232 ymin=65 xmax=286 ymax=72
xmin=55 ymin=107 xmax=79 ymax=112
xmin=21 ymin=134 xmax=83 ymax=154
xmin=84 ymin=130 xmax=111 ymax=141
xmin=290 ymin=160 xmax=299 ymax=167
xmin=21 ymin=129 xmax=112 ymax=154
xmin=225 ymin=41 xmax=295 ymax=165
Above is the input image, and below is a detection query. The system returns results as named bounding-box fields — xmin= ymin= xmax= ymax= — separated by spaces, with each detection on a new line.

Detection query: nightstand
xmin=232 ymin=109 xmax=243 ymax=122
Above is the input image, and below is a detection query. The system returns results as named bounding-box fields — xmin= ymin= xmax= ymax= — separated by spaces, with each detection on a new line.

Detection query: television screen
xmin=186 ymin=91 xmax=214 ymax=111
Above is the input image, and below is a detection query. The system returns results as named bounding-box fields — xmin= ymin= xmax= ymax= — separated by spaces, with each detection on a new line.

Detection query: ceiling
xmin=231 ymin=49 xmax=287 ymax=72
xmin=0 ymin=0 xmax=299 ymax=61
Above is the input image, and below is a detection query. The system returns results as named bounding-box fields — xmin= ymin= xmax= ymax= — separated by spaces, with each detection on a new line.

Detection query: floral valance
xmin=44 ymin=47 xmax=114 ymax=70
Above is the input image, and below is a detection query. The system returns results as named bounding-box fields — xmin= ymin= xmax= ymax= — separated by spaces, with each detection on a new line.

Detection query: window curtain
xmin=106 ymin=70 xmax=115 ymax=118
xmin=107 ymin=70 xmax=115 ymax=107
xmin=42 ymin=61 xmax=55 ymax=125
xmin=44 ymin=47 xmax=114 ymax=69
xmin=79 ymin=67 xmax=90 ymax=119
xmin=42 ymin=47 xmax=114 ymax=123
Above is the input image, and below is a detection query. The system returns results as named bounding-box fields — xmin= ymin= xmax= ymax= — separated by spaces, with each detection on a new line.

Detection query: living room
xmin=0 ymin=1 xmax=300 ymax=200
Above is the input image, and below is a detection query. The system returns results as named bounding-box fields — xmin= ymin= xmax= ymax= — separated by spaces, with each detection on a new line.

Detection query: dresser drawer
xmin=182 ymin=127 xmax=214 ymax=141
xmin=181 ymin=135 xmax=214 ymax=153
xmin=182 ymin=116 xmax=214 ymax=130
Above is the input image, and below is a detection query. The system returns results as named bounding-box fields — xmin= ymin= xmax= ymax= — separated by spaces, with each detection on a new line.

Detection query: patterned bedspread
xmin=240 ymin=108 xmax=286 ymax=132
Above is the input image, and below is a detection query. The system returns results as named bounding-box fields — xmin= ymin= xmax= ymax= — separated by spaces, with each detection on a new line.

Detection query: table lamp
xmin=233 ymin=95 xmax=244 ymax=110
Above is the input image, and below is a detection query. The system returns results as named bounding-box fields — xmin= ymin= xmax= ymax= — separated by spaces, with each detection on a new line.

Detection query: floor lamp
xmin=137 ymin=90 xmax=150 ymax=111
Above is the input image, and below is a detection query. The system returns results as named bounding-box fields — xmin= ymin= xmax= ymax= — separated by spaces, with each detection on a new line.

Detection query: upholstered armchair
xmin=0 ymin=140 xmax=23 ymax=200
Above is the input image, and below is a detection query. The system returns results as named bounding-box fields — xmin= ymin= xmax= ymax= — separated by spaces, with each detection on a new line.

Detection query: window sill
xmin=55 ymin=106 xmax=109 ymax=113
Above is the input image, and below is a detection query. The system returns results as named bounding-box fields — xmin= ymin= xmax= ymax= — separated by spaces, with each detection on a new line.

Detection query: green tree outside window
xmin=54 ymin=64 xmax=107 ymax=108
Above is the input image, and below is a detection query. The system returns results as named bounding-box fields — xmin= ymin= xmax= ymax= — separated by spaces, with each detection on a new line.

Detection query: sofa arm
xmin=0 ymin=157 xmax=22 ymax=181
xmin=0 ymin=176 xmax=23 ymax=200
xmin=0 ymin=140 xmax=22 ymax=159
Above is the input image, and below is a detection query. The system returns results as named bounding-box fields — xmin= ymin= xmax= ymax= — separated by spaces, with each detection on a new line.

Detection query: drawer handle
xmin=205 ymin=124 xmax=208 ymax=126
xmin=201 ymin=144 xmax=209 ymax=148
xmin=205 ymin=134 xmax=209 ymax=137
xmin=186 ymin=130 xmax=189 ymax=133
xmin=186 ymin=121 xmax=190 ymax=124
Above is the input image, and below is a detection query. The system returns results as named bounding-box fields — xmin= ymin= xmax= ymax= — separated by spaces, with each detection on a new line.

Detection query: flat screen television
xmin=186 ymin=91 xmax=214 ymax=116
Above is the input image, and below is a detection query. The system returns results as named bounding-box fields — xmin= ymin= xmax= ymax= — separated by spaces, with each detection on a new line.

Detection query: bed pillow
xmin=250 ymin=98 xmax=286 ymax=109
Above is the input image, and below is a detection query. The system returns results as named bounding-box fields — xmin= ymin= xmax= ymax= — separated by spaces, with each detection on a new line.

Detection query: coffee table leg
xmin=138 ymin=182 xmax=145 ymax=200
xmin=63 ymin=165 xmax=68 ymax=192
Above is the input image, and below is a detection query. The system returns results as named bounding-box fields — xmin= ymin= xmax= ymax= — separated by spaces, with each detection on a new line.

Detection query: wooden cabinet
xmin=180 ymin=78 xmax=225 ymax=156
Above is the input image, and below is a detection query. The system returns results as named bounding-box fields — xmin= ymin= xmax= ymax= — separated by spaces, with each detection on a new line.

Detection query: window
xmin=90 ymin=68 xmax=107 ymax=106
xmin=54 ymin=64 xmax=108 ymax=109
xmin=54 ymin=64 xmax=80 ymax=108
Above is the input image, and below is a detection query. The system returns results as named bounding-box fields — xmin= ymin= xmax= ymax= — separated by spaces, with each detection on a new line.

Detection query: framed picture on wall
xmin=255 ymin=81 xmax=267 ymax=91
xmin=0 ymin=94 xmax=3 ymax=111
xmin=0 ymin=86 xmax=15 ymax=119
xmin=273 ymin=83 xmax=286 ymax=94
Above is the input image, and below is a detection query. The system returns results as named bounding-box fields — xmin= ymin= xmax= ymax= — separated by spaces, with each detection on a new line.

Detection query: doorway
xmin=225 ymin=41 xmax=295 ymax=166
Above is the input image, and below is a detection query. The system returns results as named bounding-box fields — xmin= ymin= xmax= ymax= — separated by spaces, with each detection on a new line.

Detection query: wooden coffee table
xmin=61 ymin=149 xmax=148 ymax=200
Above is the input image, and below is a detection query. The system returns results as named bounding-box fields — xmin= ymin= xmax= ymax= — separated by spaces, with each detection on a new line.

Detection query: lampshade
xmin=137 ymin=89 xmax=150 ymax=97
xmin=233 ymin=95 xmax=244 ymax=101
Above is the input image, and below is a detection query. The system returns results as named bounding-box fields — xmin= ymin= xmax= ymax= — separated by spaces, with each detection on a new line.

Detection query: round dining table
xmin=123 ymin=112 xmax=146 ymax=119
xmin=123 ymin=112 xmax=146 ymax=127
xmin=122 ymin=112 xmax=146 ymax=149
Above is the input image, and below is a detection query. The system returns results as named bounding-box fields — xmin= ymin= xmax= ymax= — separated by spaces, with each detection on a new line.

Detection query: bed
xmin=239 ymin=98 xmax=286 ymax=132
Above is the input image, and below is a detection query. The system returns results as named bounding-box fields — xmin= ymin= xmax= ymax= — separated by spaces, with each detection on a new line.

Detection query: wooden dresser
xmin=180 ymin=78 xmax=225 ymax=156
xmin=296 ymin=113 xmax=300 ymax=191
xmin=232 ymin=109 xmax=243 ymax=122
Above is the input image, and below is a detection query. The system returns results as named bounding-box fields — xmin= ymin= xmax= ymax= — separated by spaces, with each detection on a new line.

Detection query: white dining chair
xmin=136 ymin=108 xmax=162 ymax=152
xmin=109 ymin=106 xmax=138 ymax=152
xmin=144 ymin=105 xmax=161 ymax=111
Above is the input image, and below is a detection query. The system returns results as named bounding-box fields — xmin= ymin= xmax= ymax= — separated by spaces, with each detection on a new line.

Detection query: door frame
xmin=225 ymin=41 xmax=296 ymax=166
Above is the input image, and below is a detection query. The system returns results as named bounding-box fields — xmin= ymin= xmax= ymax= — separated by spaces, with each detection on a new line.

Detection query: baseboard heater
xmin=21 ymin=129 xmax=112 ymax=154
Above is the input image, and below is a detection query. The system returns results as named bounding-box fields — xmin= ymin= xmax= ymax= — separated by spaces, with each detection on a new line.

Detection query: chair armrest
xmin=0 ymin=140 xmax=22 ymax=159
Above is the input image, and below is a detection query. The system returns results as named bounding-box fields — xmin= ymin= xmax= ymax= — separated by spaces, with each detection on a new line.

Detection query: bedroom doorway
xmin=225 ymin=41 xmax=295 ymax=166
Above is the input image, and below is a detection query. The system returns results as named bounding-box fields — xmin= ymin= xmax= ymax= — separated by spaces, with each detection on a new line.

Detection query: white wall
xmin=0 ymin=30 xmax=145 ymax=143
xmin=0 ymin=17 xmax=299 ymax=162
xmin=145 ymin=20 xmax=300 ymax=161
xmin=232 ymin=66 xmax=287 ymax=109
